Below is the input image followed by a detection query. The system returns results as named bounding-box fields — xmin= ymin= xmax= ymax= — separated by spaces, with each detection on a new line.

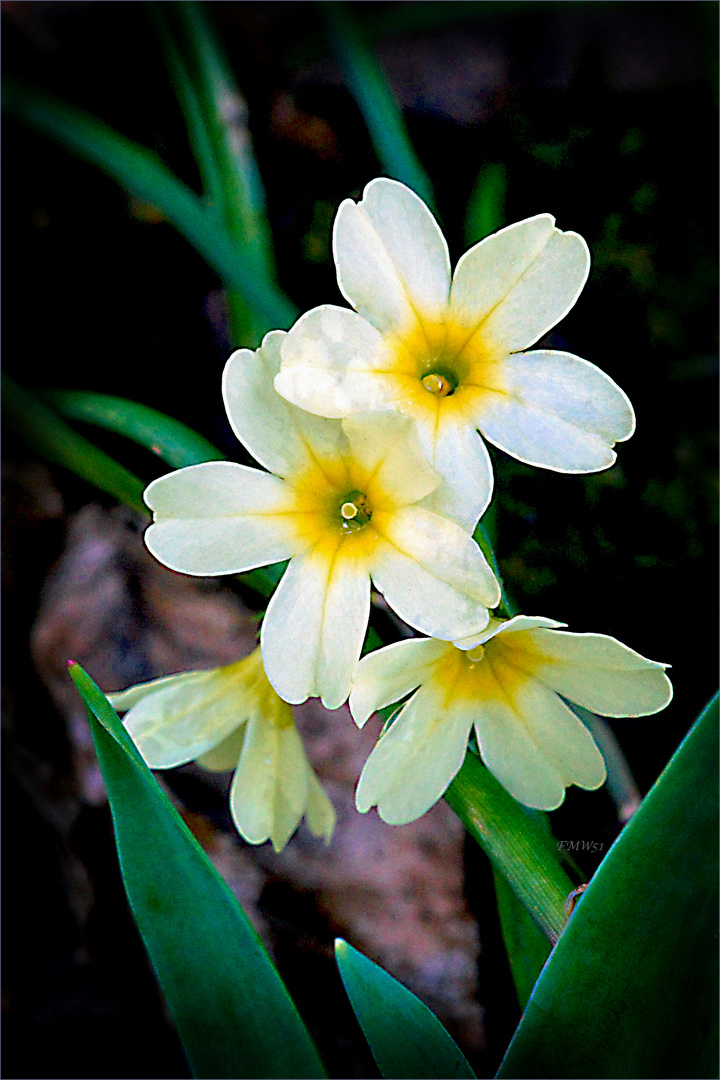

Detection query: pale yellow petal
xmin=518 ymin=628 xmax=673 ymax=716
xmin=349 ymin=637 xmax=449 ymax=727
xmin=108 ymin=671 xmax=195 ymax=712
xmin=121 ymin=669 xmax=247 ymax=769
xmin=415 ymin=410 xmax=494 ymax=531
xmin=304 ymin=771 xmax=336 ymax=843
xmin=261 ymin=538 xmax=370 ymax=709
xmin=476 ymin=351 xmax=635 ymax=472
xmin=356 ymin=681 xmax=473 ymax=824
xmin=223 ymin=331 xmax=348 ymax=481
xmin=230 ymin=712 xmax=311 ymax=852
xmin=276 ymin=306 xmax=391 ymax=418
xmin=343 ymin=412 xmax=440 ymax=509
xmin=450 ymin=214 xmax=589 ymax=353
xmin=370 ymin=505 xmax=500 ymax=632
xmin=144 ymin=462 xmax=303 ymax=576
xmin=334 ymin=177 xmax=451 ymax=335
xmin=454 ymin=614 xmax=566 ymax=650
xmin=473 ymin=677 xmax=606 ymax=810
xmin=196 ymin=725 xmax=246 ymax=771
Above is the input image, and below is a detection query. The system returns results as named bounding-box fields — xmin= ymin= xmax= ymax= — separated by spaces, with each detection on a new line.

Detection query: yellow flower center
xmin=339 ymin=491 xmax=373 ymax=532
xmin=421 ymin=371 xmax=455 ymax=397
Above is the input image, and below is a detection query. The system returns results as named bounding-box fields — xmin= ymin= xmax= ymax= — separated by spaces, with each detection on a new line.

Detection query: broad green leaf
xmin=498 ymin=693 xmax=719 ymax=1080
xmin=2 ymin=77 xmax=297 ymax=331
xmin=3 ymin=376 xmax=146 ymax=514
xmin=43 ymin=389 xmax=225 ymax=469
xmin=68 ymin=662 xmax=327 ymax=1080
xmin=324 ymin=1 xmax=435 ymax=208
xmin=446 ymin=752 xmax=574 ymax=943
xmin=335 ymin=938 xmax=476 ymax=1079
xmin=492 ymin=867 xmax=551 ymax=1012
xmin=464 ymin=163 xmax=507 ymax=246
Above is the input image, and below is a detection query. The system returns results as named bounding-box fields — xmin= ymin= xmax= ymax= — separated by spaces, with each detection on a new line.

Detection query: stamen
xmin=341 ymin=502 xmax=359 ymax=520
xmin=422 ymin=372 xmax=453 ymax=397
xmin=467 ymin=644 xmax=485 ymax=662
xmin=340 ymin=491 xmax=372 ymax=532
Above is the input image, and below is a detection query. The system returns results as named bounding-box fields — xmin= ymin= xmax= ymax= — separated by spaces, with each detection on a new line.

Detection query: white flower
xmin=276 ymin=178 xmax=635 ymax=532
xmin=143 ymin=331 xmax=500 ymax=709
xmin=350 ymin=615 xmax=673 ymax=823
xmin=108 ymin=647 xmax=335 ymax=853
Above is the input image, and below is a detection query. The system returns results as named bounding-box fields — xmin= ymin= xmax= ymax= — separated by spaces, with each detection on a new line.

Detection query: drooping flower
xmin=350 ymin=615 xmax=672 ymax=822
xmin=108 ymin=647 xmax=336 ymax=853
xmin=275 ymin=178 xmax=635 ymax=532
xmin=143 ymin=331 xmax=500 ymax=709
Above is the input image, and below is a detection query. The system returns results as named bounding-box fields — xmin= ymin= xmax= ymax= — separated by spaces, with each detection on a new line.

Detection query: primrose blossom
xmin=350 ymin=615 xmax=673 ymax=823
xmin=143 ymin=331 xmax=500 ymax=710
xmin=276 ymin=178 xmax=635 ymax=531
xmin=108 ymin=646 xmax=335 ymax=853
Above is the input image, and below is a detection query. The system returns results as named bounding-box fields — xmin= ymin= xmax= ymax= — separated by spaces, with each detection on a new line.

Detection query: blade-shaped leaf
xmin=4 ymin=375 xmax=147 ymax=514
xmin=446 ymin=752 xmax=575 ymax=944
xmin=324 ymin=0 xmax=434 ymax=208
xmin=498 ymin=693 xmax=719 ymax=1080
xmin=335 ymin=938 xmax=476 ymax=1079
xmin=492 ymin=867 xmax=551 ymax=1013
xmin=2 ymin=77 xmax=297 ymax=331
xmin=43 ymin=389 xmax=225 ymax=469
xmin=68 ymin=662 xmax=327 ymax=1080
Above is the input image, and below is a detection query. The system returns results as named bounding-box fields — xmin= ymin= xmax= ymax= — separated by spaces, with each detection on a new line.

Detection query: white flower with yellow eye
xmin=275 ymin=178 xmax=635 ymax=532
xmin=350 ymin=616 xmax=673 ymax=823
xmin=143 ymin=331 xmax=500 ymax=710
xmin=108 ymin=647 xmax=335 ymax=853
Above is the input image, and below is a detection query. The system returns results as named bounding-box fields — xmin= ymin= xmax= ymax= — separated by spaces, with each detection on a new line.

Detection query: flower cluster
xmin=111 ymin=179 xmax=671 ymax=851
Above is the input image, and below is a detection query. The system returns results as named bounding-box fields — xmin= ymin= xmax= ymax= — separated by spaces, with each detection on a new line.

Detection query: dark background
xmin=3 ymin=2 xmax=718 ymax=1078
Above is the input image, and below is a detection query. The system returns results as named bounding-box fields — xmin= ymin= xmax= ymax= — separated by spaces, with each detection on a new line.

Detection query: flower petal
xmin=144 ymin=461 xmax=302 ymax=575
xmin=261 ymin=537 xmax=371 ymax=709
xmin=349 ymin=637 xmax=450 ymax=727
xmin=370 ymin=506 xmax=500 ymax=638
xmin=120 ymin=669 xmax=247 ymax=769
xmin=334 ymin=177 xmax=451 ymax=335
xmin=224 ymin=330 xmax=349 ymax=482
xmin=454 ymin=614 xmax=566 ymax=650
xmin=450 ymin=214 xmax=589 ymax=353
xmin=476 ymin=350 xmax=635 ymax=472
xmin=356 ymin=681 xmax=473 ymax=824
xmin=304 ymin=771 xmax=337 ymax=843
xmin=230 ymin=712 xmax=311 ymax=852
xmin=276 ymin=306 xmax=392 ymax=418
xmin=415 ymin=409 xmax=494 ymax=531
xmin=343 ymin=412 xmax=440 ymax=508
xmin=473 ymin=676 xmax=607 ymax=810
xmin=196 ymin=726 xmax=246 ymax=772
xmin=519 ymin=629 xmax=673 ymax=716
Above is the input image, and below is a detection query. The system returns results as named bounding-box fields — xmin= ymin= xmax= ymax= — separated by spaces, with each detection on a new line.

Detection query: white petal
xmin=224 ymin=331 xmax=349 ymax=480
xmin=454 ymin=614 xmax=566 ymax=650
xmin=230 ymin=712 xmax=311 ymax=852
xmin=343 ymin=412 xmax=440 ymax=508
xmin=370 ymin=506 xmax=500 ymax=637
xmin=144 ymin=461 xmax=302 ymax=575
xmin=476 ymin=351 xmax=635 ymax=472
xmin=356 ymin=681 xmax=473 ymax=824
xmin=276 ymin=306 xmax=392 ymax=418
xmin=349 ymin=637 xmax=449 ymax=726
xmin=261 ymin=538 xmax=370 ymax=709
xmin=450 ymin=214 xmax=589 ymax=353
xmin=121 ymin=669 xmax=246 ymax=769
xmin=415 ymin=410 xmax=494 ymax=531
xmin=474 ymin=677 xmax=606 ymax=810
xmin=334 ymin=178 xmax=451 ymax=335
xmin=520 ymin=629 xmax=673 ymax=716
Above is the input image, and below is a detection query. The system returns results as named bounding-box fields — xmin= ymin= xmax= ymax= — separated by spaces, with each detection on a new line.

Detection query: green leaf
xmin=492 ymin=866 xmax=551 ymax=1012
xmin=2 ymin=77 xmax=297 ymax=331
xmin=464 ymin=163 xmax=507 ymax=246
xmin=497 ymin=693 xmax=719 ymax=1080
xmin=43 ymin=389 xmax=225 ymax=469
xmin=446 ymin=752 xmax=575 ymax=944
xmin=68 ymin=662 xmax=327 ymax=1080
xmin=324 ymin=1 xmax=435 ymax=208
xmin=335 ymin=938 xmax=476 ymax=1079
xmin=3 ymin=376 xmax=147 ymax=514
